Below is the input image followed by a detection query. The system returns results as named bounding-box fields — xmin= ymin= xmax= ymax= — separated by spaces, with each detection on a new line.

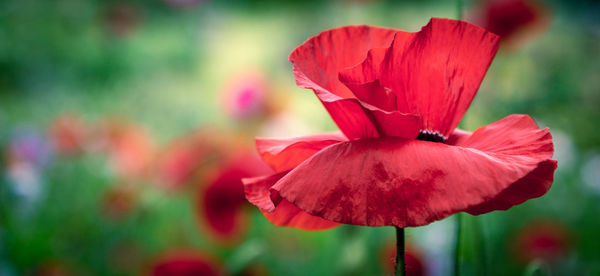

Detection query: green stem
xmin=395 ymin=227 xmax=405 ymax=276
xmin=456 ymin=0 xmax=463 ymax=20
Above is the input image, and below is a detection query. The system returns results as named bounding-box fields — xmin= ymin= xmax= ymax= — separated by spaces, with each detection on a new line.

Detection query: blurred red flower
xmin=473 ymin=0 xmax=549 ymax=47
xmin=196 ymin=152 xmax=272 ymax=243
xmin=156 ymin=129 xmax=224 ymax=191
xmin=48 ymin=114 xmax=87 ymax=155
xmin=148 ymin=250 xmax=225 ymax=276
xmin=95 ymin=119 xmax=155 ymax=179
xmin=244 ymin=18 xmax=556 ymax=229
xmin=512 ymin=220 xmax=572 ymax=264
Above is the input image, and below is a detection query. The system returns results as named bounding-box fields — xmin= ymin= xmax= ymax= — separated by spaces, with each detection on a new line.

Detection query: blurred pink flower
xmin=222 ymin=73 xmax=271 ymax=122
xmin=6 ymin=128 xmax=52 ymax=168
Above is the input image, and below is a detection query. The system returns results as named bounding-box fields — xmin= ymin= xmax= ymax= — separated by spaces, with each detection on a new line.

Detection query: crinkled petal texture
xmin=290 ymin=18 xmax=500 ymax=140
xmin=339 ymin=18 xmax=500 ymax=138
xmin=243 ymin=133 xmax=345 ymax=231
xmin=262 ymin=115 xmax=555 ymax=227
xmin=255 ymin=131 xmax=346 ymax=172
xmin=289 ymin=25 xmax=420 ymax=140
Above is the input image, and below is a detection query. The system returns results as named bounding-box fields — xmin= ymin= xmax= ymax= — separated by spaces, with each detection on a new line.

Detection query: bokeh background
xmin=1 ymin=0 xmax=599 ymax=275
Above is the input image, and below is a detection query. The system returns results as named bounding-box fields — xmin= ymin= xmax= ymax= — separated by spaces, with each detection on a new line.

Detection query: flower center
xmin=416 ymin=130 xmax=447 ymax=143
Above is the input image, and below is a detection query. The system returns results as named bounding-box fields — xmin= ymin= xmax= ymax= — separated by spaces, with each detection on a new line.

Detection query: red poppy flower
xmin=472 ymin=0 xmax=549 ymax=46
xmin=148 ymin=250 xmax=225 ymax=276
xmin=196 ymin=151 xmax=272 ymax=243
xmin=243 ymin=18 xmax=556 ymax=229
xmin=512 ymin=220 xmax=572 ymax=264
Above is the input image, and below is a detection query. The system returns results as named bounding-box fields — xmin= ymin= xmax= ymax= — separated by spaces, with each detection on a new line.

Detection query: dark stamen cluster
xmin=416 ymin=130 xmax=447 ymax=143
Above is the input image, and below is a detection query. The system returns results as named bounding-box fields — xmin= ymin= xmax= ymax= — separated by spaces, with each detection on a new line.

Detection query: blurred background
xmin=0 ymin=0 xmax=599 ymax=275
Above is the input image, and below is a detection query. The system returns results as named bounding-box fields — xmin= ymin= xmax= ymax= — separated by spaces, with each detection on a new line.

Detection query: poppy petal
xmin=337 ymin=45 xmax=402 ymax=111
xmin=262 ymin=200 xmax=340 ymax=231
xmin=455 ymin=114 xmax=552 ymax=157
xmin=452 ymin=114 xmax=557 ymax=215
xmin=337 ymin=46 xmax=422 ymax=139
xmin=364 ymin=107 xmax=422 ymax=139
xmin=289 ymin=25 xmax=396 ymax=99
xmin=342 ymin=79 xmax=396 ymax=112
xmin=446 ymin=128 xmax=472 ymax=146
xmin=271 ymin=114 xmax=554 ymax=227
xmin=340 ymin=18 xmax=500 ymax=138
xmin=243 ymin=172 xmax=340 ymax=231
xmin=465 ymin=159 xmax=556 ymax=215
xmin=338 ymin=46 xmax=406 ymax=111
xmin=289 ymin=25 xmax=397 ymax=140
xmin=244 ymin=172 xmax=287 ymax=212
xmin=246 ymin=135 xmax=345 ymax=231
xmin=256 ymin=131 xmax=347 ymax=172
xmin=320 ymin=96 xmax=381 ymax=140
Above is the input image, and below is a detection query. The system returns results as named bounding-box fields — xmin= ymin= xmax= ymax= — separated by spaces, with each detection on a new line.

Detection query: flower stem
xmin=395 ymin=227 xmax=405 ymax=276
